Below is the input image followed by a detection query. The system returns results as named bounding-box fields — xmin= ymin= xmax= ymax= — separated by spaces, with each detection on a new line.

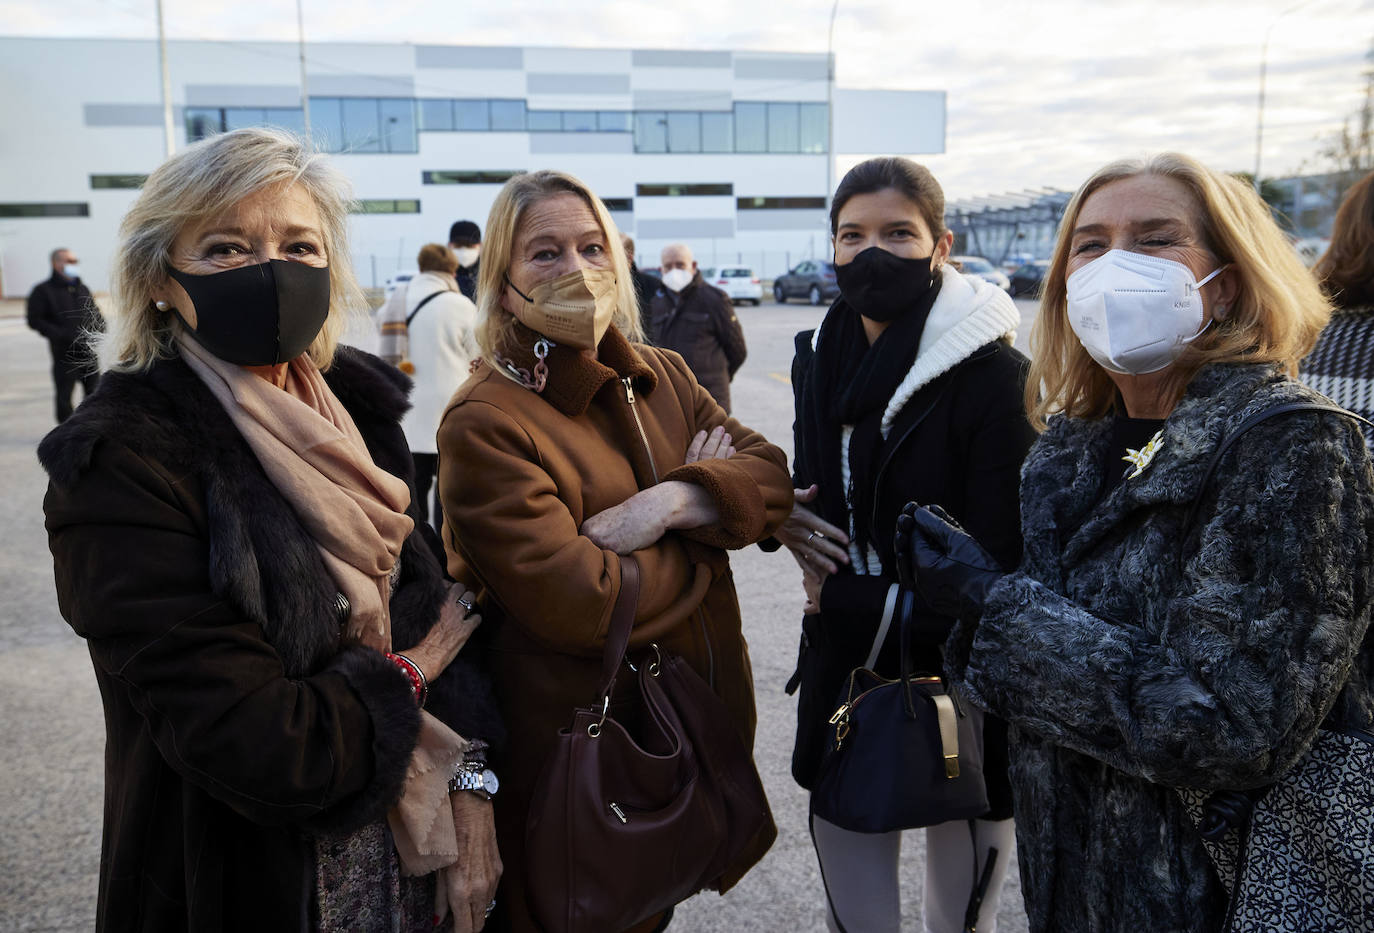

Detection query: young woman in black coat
xmin=772 ymin=157 xmax=1036 ymax=932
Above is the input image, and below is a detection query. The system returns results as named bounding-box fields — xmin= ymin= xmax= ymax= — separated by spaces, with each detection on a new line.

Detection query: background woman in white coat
xmin=402 ymin=243 xmax=479 ymax=530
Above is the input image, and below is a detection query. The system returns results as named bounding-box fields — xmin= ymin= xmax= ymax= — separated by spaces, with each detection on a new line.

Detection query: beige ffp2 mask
xmin=504 ymin=268 xmax=618 ymax=350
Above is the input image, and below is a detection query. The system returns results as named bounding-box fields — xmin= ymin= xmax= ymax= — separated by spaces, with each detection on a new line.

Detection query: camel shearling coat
xmin=437 ymin=326 xmax=792 ymax=930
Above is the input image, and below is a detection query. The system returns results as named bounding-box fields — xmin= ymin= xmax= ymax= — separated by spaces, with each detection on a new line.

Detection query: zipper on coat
xmin=623 ymin=378 xmax=660 ymax=483
xmin=622 ymin=376 xmax=717 ymax=689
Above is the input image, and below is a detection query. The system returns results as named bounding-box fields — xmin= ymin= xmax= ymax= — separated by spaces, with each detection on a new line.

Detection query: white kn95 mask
xmin=1066 ymin=249 xmax=1224 ymax=375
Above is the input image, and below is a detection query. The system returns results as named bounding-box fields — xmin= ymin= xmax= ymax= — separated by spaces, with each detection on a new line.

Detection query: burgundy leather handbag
xmin=525 ymin=555 xmax=772 ymax=933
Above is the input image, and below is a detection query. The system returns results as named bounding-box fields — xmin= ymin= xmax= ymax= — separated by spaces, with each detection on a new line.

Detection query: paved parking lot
xmin=0 ymin=294 xmax=1037 ymax=932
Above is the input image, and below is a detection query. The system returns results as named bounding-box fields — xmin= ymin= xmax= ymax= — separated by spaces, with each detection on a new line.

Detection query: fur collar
xmin=813 ymin=266 xmax=1021 ymax=436
xmin=493 ymin=323 xmax=657 ymax=417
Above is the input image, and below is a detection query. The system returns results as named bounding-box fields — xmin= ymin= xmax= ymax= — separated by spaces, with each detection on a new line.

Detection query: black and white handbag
xmin=1175 ymin=401 xmax=1374 ymax=931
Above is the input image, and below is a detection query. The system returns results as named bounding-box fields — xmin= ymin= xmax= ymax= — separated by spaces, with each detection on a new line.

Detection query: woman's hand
xmin=402 ymin=584 xmax=481 ymax=683
xmin=443 ymin=791 xmax=502 ymax=932
xmin=777 ymin=485 xmax=850 ymax=577
xmin=581 ymin=481 xmax=719 ymax=554
xmin=684 ymin=425 xmax=734 ymax=463
xmin=894 ymin=503 xmax=1003 ymax=616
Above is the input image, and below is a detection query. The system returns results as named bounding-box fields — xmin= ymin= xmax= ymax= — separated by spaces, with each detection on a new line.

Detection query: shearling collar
xmin=1022 ymin=362 xmax=1311 ymax=575
xmin=811 ymin=266 xmax=1021 ymax=437
xmin=497 ymin=323 xmax=657 ymax=417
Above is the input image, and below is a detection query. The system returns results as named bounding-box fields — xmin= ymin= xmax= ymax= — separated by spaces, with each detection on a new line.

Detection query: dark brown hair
xmin=417 ymin=242 xmax=458 ymax=275
xmin=1314 ymin=171 xmax=1374 ymax=309
xmin=830 ymin=157 xmax=947 ymax=239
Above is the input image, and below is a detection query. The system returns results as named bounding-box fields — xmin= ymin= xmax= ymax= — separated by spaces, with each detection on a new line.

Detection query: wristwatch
xmin=449 ymin=763 xmax=499 ymax=800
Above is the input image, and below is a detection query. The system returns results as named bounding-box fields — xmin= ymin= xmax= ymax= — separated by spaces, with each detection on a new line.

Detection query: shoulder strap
xmin=598 ymin=554 xmax=641 ymax=698
xmin=405 ymin=290 xmax=443 ymax=326
xmin=1181 ymin=401 xmax=1372 ymax=545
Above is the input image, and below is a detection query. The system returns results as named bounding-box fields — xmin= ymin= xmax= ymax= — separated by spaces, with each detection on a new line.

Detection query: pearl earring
xmin=155 ymin=300 xmax=170 ymax=311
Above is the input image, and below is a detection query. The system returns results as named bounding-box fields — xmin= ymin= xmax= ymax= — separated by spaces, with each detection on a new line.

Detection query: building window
xmin=0 ymin=202 xmax=90 ymax=218
xmin=185 ymin=107 xmax=224 ymax=141
xmin=800 ymin=102 xmax=828 ymax=154
xmin=423 ymin=170 xmax=524 ymax=185
xmin=734 ymin=102 xmax=767 ymax=153
xmin=599 ymin=111 xmax=632 ymax=132
xmin=701 ymin=112 xmax=733 ymax=152
xmin=666 ymin=112 xmax=701 ymax=153
xmin=455 ymin=100 xmax=491 ymax=130
xmin=490 ymin=99 xmax=527 ymax=131
xmin=737 ymin=196 xmax=826 ymax=209
xmin=91 ymin=174 xmax=147 ymax=189
xmin=634 ymin=112 xmax=667 ymax=153
xmin=636 ymin=183 xmax=733 ymax=197
xmin=602 ymin=198 xmax=633 ymax=212
xmin=420 ymin=99 xmax=454 ymax=131
xmin=562 ymin=111 xmax=597 ymax=132
xmin=527 ymin=110 xmax=561 ymax=132
xmin=767 ymin=102 xmax=800 ymax=153
xmin=352 ymin=199 xmax=421 ymax=214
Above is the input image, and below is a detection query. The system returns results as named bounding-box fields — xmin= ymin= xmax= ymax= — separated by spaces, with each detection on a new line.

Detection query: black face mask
xmin=834 ymin=246 xmax=936 ymax=323
xmin=169 ymin=260 xmax=330 ymax=366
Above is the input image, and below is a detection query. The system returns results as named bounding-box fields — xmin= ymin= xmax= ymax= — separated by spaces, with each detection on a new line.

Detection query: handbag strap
xmin=404 ymin=289 xmax=443 ymax=326
xmin=864 ymin=584 xmax=901 ymax=670
xmin=598 ymin=554 xmax=642 ymax=698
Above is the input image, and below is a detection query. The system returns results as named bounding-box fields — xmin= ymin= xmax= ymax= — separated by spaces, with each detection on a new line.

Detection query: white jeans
xmin=812 ymin=811 xmax=1016 ymax=933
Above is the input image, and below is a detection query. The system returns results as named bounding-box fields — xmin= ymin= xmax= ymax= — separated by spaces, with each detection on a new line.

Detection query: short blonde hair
xmin=475 ymin=170 xmax=642 ymax=361
xmin=97 ymin=127 xmax=366 ymax=373
xmin=1027 ymin=152 xmax=1332 ymax=429
xmin=418 ymin=243 xmax=458 ymax=275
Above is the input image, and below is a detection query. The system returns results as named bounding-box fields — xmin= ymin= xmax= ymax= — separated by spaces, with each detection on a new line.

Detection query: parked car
xmin=949 ymin=255 xmax=1010 ymax=292
xmin=773 ymin=260 xmax=840 ymax=305
xmin=1007 ymin=260 xmax=1051 ymax=298
xmin=383 ymin=271 xmax=416 ymax=299
xmin=701 ymin=265 xmax=763 ymax=305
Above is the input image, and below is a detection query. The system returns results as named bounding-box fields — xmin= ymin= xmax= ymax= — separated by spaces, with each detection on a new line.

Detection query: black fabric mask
xmin=169 ymin=260 xmax=330 ymax=366
xmin=834 ymin=247 xmax=936 ymax=323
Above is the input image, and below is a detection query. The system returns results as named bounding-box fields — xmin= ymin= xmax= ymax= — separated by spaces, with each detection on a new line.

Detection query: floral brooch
xmin=1122 ymin=429 xmax=1165 ymax=480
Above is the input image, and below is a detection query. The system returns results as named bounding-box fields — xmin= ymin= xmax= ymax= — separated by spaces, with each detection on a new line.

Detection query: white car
xmin=701 ymin=265 xmax=764 ymax=305
xmin=384 ymin=271 xmax=417 ymax=299
xmin=950 ymin=255 xmax=1011 ymax=292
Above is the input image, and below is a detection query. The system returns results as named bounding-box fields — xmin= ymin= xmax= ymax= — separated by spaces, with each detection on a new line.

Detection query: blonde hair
xmin=474 ymin=170 xmax=643 ymax=361
xmin=97 ymin=127 xmax=367 ymax=373
xmin=1027 ymin=152 xmax=1332 ymax=429
xmin=417 ymin=242 xmax=458 ymax=275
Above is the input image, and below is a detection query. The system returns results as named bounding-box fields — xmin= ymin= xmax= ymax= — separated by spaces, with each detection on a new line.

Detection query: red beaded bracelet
xmin=386 ymin=652 xmax=428 ymax=707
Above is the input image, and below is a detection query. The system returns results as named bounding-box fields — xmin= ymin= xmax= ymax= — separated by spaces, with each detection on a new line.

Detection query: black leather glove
xmin=894 ymin=503 xmax=1004 ymax=617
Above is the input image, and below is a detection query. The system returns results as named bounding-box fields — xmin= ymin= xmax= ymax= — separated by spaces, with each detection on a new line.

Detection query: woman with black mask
xmin=772 ymin=157 xmax=1035 ymax=932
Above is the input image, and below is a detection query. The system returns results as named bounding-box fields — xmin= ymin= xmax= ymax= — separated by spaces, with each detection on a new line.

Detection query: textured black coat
xmin=948 ymin=363 xmax=1374 ymax=932
xmin=39 ymin=348 xmax=501 ymax=933
xmin=648 ymin=273 xmax=747 ymax=413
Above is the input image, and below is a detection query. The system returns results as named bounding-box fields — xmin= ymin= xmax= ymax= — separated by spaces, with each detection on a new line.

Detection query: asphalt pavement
xmin=0 ymin=294 xmax=1038 ymax=932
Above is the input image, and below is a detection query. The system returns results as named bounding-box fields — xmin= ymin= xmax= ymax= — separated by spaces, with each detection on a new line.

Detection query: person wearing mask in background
xmin=897 ymin=153 xmax=1374 ymax=932
xmin=449 ymin=220 xmax=482 ymax=302
xmin=649 ymin=242 xmax=748 ymax=414
xmin=1303 ymin=169 xmax=1374 ymax=430
xmin=402 ymin=243 xmax=480 ymax=532
xmin=27 ymin=247 xmax=104 ymax=422
xmin=773 ymin=157 xmax=1030 ymax=933
xmin=620 ymin=233 xmax=656 ymax=340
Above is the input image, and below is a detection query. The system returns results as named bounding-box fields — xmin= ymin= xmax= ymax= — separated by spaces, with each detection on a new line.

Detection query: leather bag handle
xmin=598 ymin=554 xmax=642 ymax=700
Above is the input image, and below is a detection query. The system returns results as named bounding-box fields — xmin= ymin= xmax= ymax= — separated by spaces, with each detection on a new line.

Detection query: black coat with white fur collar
xmin=40 ymin=347 xmax=501 ymax=933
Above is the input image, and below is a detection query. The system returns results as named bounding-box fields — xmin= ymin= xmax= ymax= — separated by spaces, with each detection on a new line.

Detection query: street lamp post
xmin=155 ymin=0 xmax=174 ymax=157
xmin=826 ymin=0 xmax=839 ymax=257
xmin=297 ymin=0 xmax=311 ymax=139
xmin=1254 ymin=0 xmax=1317 ymax=191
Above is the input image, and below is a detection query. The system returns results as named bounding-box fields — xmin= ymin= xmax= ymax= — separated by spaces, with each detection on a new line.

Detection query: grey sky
xmin=2 ymin=0 xmax=1370 ymax=199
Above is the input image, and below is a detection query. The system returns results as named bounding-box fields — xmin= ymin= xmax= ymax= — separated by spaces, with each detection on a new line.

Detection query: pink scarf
xmin=178 ymin=336 xmax=466 ymax=875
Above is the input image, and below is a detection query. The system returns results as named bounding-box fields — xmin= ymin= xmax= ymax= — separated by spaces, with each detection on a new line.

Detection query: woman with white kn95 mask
xmin=895 ymin=153 xmax=1374 ymax=932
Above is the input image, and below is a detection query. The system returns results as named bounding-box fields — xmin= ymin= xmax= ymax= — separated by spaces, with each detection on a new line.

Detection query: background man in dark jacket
xmin=621 ymin=233 xmax=658 ymax=340
xmin=649 ymin=242 xmax=748 ymax=413
xmin=26 ymin=247 xmax=102 ymax=422
xmin=448 ymin=219 xmax=481 ymax=302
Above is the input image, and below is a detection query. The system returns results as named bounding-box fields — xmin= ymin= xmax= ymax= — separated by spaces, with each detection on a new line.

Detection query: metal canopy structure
xmin=946 ymin=188 xmax=1074 ymax=265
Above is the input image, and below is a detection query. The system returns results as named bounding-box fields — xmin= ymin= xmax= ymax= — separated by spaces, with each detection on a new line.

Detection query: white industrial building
xmin=0 ymin=36 xmax=944 ymax=297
